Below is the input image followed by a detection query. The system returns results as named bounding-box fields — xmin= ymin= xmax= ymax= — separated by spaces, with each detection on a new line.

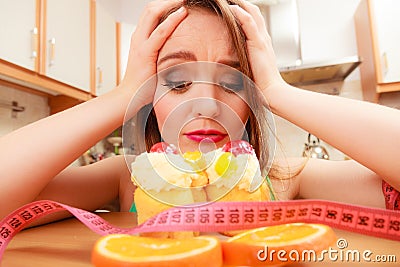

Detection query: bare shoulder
xmin=114 ymin=155 xmax=136 ymax=212
xmin=269 ymin=157 xmax=307 ymax=200
xmin=37 ymin=155 xmax=136 ymax=209
xmin=269 ymin=157 xmax=385 ymax=208
xmin=271 ymin=157 xmax=307 ymax=176
xmin=272 ymin=156 xmax=379 ymax=179
xmin=29 ymin=155 xmax=135 ymax=226
xmin=298 ymin=158 xmax=385 ymax=208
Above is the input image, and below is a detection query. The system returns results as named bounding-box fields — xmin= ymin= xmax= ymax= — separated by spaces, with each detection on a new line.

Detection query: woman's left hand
xmin=229 ymin=2 xmax=287 ymax=103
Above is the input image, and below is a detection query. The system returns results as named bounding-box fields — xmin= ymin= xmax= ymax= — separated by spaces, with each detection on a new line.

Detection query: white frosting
xmin=131 ymin=148 xmax=262 ymax=193
xmin=205 ymin=149 xmax=262 ymax=192
xmin=131 ymin=152 xmax=195 ymax=192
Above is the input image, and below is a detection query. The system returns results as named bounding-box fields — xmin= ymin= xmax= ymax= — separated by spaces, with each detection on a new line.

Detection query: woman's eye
xmin=219 ymin=80 xmax=244 ymax=93
xmin=220 ymin=82 xmax=243 ymax=92
xmin=218 ymin=73 xmax=244 ymax=93
xmin=162 ymin=81 xmax=193 ymax=92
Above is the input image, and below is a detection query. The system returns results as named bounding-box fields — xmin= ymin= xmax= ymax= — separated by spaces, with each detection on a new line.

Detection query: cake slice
xmin=204 ymin=140 xmax=271 ymax=236
xmin=131 ymin=143 xmax=207 ymax=238
xmin=131 ymin=140 xmax=272 ymax=238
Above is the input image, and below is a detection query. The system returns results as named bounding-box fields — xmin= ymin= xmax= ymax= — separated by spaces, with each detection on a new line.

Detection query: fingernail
xmin=176 ymin=6 xmax=186 ymax=13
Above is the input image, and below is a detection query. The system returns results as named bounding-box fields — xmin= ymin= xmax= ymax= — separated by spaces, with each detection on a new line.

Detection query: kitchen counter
xmin=2 ymin=212 xmax=399 ymax=266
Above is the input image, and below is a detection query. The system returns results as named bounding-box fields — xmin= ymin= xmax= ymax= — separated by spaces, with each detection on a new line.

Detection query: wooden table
xmin=2 ymin=212 xmax=399 ymax=266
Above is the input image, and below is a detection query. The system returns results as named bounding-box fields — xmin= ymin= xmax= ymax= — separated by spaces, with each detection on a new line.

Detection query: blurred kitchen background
xmin=1 ymin=0 xmax=399 ymax=165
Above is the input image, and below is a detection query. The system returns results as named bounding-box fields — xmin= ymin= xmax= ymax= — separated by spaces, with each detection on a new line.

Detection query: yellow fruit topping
xmin=183 ymin=151 xmax=206 ymax=172
xmin=183 ymin=151 xmax=202 ymax=162
xmin=215 ymin=152 xmax=237 ymax=177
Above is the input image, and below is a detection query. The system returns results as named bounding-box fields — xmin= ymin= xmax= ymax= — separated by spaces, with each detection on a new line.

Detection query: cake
xmin=131 ymin=140 xmax=271 ymax=238
xmin=131 ymin=142 xmax=207 ymax=238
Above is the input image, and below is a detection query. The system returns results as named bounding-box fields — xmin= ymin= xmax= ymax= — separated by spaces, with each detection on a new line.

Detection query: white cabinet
xmin=95 ymin=1 xmax=117 ymax=95
xmin=0 ymin=0 xmax=37 ymax=71
xmin=45 ymin=0 xmax=91 ymax=91
xmin=119 ymin=23 xmax=136 ymax=82
xmin=0 ymin=0 xmax=119 ymax=109
xmin=355 ymin=0 xmax=400 ymax=102
xmin=372 ymin=0 xmax=400 ymax=83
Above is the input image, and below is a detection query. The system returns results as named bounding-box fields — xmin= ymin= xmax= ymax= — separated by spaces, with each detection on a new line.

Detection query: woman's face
xmin=154 ymin=8 xmax=250 ymax=153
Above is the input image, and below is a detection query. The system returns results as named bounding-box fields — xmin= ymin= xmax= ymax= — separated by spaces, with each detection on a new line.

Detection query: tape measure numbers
xmin=1 ymin=199 xmax=400 ymax=259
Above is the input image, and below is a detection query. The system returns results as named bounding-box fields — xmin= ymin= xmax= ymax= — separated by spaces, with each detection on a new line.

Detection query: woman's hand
xmin=229 ymin=2 xmax=287 ymax=103
xmin=118 ymin=0 xmax=187 ymax=106
xmin=231 ymin=2 xmax=400 ymax=194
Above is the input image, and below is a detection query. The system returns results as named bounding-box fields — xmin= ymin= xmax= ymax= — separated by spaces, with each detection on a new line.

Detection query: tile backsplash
xmin=0 ymin=85 xmax=49 ymax=137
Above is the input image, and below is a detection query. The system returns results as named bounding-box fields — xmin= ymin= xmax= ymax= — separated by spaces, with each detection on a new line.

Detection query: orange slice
xmin=222 ymin=223 xmax=336 ymax=266
xmin=92 ymin=234 xmax=222 ymax=267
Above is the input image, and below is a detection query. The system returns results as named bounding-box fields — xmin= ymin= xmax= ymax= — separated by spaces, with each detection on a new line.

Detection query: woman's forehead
xmin=158 ymin=9 xmax=237 ymax=68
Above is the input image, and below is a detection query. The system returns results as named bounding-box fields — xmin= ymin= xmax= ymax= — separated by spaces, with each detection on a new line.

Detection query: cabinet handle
xmin=97 ymin=67 xmax=103 ymax=88
xmin=49 ymin=38 xmax=56 ymax=66
xmin=382 ymin=52 xmax=388 ymax=75
xmin=31 ymin=27 xmax=38 ymax=59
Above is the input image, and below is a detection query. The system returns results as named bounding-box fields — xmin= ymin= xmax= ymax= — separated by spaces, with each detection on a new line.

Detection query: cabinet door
xmin=95 ymin=1 xmax=117 ymax=96
xmin=0 ymin=0 xmax=37 ymax=71
xmin=45 ymin=0 xmax=90 ymax=91
xmin=119 ymin=23 xmax=136 ymax=81
xmin=372 ymin=0 xmax=400 ymax=83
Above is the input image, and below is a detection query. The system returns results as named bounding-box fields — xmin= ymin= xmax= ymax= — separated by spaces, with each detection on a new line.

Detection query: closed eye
xmin=162 ymin=81 xmax=193 ymax=93
xmin=220 ymin=82 xmax=243 ymax=93
xmin=218 ymin=72 xmax=244 ymax=93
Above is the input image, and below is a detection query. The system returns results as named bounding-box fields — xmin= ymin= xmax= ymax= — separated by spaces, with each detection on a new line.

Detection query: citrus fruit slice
xmin=92 ymin=234 xmax=222 ymax=267
xmin=222 ymin=223 xmax=336 ymax=266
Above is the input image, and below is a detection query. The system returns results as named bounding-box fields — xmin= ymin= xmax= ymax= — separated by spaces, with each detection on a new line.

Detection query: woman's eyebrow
xmin=218 ymin=59 xmax=241 ymax=69
xmin=157 ymin=51 xmax=240 ymax=69
xmin=158 ymin=51 xmax=197 ymax=66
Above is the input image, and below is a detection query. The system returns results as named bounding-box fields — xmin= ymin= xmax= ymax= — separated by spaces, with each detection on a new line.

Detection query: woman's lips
xmin=184 ymin=129 xmax=227 ymax=143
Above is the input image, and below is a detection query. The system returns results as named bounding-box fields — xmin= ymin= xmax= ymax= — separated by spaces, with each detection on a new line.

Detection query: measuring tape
xmin=1 ymin=199 xmax=400 ymax=259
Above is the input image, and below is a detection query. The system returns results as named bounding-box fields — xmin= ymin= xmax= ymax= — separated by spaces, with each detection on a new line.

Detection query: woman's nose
xmin=190 ymin=84 xmax=220 ymax=118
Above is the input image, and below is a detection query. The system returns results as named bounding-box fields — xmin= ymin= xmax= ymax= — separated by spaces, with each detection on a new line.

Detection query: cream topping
xmin=131 ymin=148 xmax=262 ymax=192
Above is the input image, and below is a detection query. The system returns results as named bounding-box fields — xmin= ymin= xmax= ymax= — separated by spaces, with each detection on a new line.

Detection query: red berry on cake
xmin=221 ymin=140 xmax=254 ymax=156
xmin=149 ymin=142 xmax=178 ymax=154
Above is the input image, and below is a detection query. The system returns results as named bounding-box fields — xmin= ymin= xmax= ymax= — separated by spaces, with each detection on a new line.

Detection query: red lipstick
xmin=184 ymin=129 xmax=227 ymax=143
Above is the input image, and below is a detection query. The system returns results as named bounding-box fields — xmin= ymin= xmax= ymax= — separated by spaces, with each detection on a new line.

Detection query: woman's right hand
xmin=229 ymin=2 xmax=287 ymax=106
xmin=118 ymin=0 xmax=187 ymax=106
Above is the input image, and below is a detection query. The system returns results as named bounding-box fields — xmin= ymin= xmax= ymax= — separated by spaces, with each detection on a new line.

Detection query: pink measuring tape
xmin=1 ymin=199 xmax=400 ymax=259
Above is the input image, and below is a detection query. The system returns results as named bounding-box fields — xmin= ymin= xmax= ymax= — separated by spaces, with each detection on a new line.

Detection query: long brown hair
xmin=134 ymin=0 xmax=274 ymax=177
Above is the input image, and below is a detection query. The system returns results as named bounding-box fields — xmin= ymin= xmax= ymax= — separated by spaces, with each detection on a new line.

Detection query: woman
xmin=0 ymin=0 xmax=399 ymax=222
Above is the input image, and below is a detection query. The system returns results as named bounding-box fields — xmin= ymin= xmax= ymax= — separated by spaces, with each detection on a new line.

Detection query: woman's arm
xmin=266 ymin=85 xmax=400 ymax=191
xmin=34 ymin=156 xmax=132 ymax=210
xmin=231 ymin=2 xmax=400 ymax=191
xmin=0 ymin=88 xmax=136 ymax=218
xmin=297 ymin=158 xmax=385 ymax=208
xmin=0 ymin=0 xmax=188 ymax=218
xmin=272 ymin=157 xmax=385 ymax=208
xmin=26 ymin=155 xmax=134 ymax=227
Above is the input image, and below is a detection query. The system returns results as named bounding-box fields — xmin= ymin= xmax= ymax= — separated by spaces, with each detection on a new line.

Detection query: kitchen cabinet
xmin=45 ymin=0 xmax=91 ymax=92
xmin=354 ymin=0 xmax=400 ymax=103
xmin=95 ymin=1 xmax=117 ymax=96
xmin=0 ymin=0 xmax=93 ymax=106
xmin=0 ymin=0 xmax=38 ymax=71
xmin=119 ymin=23 xmax=136 ymax=81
